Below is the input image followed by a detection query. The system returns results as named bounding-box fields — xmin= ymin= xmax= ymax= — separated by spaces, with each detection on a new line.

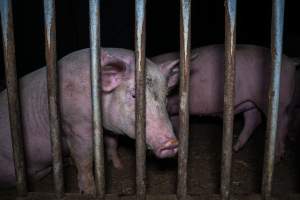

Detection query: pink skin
xmin=152 ymin=44 xmax=299 ymax=161
xmin=0 ymin=48 xmax=178 ymax=194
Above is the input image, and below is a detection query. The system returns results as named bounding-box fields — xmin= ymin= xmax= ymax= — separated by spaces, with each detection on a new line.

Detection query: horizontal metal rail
xmin=3 ymin=192 xmax=300 ymax=200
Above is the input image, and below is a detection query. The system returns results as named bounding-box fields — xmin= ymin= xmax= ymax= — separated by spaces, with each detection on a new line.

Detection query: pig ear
xmin=159 ymin=59 xmax=180 ymax=90
xmin=101 ymin=64 xmax=125 ymax=92
xmin=100 ymin=49 xmax=128 ymax=92
xmin=158 ymin=53 xmax=198 ymax=91
xmin=101 ymin=62 xmax=126 ymax=92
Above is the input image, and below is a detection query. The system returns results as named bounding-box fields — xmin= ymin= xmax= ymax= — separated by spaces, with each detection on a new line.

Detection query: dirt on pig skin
xmin=0 ymin=115 xmax=299 ymax=199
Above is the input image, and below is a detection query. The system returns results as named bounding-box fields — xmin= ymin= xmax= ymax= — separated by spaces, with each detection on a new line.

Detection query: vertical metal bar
xmin=135 ymin=0 xmax=146 ymax=199
xmin=0 ymin=0 xmax=28 ymax=196
xmin=43 ymin=0 xmax=64 ymax=197
xmin=177 ymin=0 xmax=191 ymax=200
xmin=221 ymin=1 xmax=236 ymax=200
xmin=262 ymin=0 xmax=285 ymax=199
xmin=89 ymin=0 xmax=105 ymax=198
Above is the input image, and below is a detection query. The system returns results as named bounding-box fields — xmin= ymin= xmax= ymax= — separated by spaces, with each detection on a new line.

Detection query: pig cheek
xmin=118 ymin=93 xmax=136 ymax=139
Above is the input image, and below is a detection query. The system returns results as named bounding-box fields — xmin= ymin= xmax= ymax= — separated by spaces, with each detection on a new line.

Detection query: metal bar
xmin=135 ymin=0 xmax=147 ymax=199
xmin=177 ymin=0 xmax=191 ymax=200
xmin=0 ymin=0 xmax=28 ymax=196
xmin=43 ymin=0 xmax=64 ymax=197
xmin=89 ymin=0 xmax=105 ymax=198
xmin=262 ymin=0 xmax=285 ymax=199
xmin=3 ymin=192 xmax=298 ymax=200
xmin=221 ymin=1 xmax=237 ymax=200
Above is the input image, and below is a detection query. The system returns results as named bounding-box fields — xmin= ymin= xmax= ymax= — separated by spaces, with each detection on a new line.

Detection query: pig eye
xmin=129 ymin=88 xmax=136 ymax=98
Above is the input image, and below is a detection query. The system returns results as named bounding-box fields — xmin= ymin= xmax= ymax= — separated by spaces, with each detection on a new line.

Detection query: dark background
xmin=0 ymin=0 xmax=299 ymax=80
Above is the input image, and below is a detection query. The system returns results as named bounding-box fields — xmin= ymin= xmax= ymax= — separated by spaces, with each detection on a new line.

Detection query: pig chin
xmin=154 ymin=147 xmax=178 ymax=158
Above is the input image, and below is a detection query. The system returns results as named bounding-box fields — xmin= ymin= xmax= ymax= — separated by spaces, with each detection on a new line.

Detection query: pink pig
xmin=152 ymin=44 xmax=299 ymax=160
xmin=0 ymin=48 xmax=178 ymax=193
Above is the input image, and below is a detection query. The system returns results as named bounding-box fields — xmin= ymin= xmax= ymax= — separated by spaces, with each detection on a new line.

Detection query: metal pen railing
xmin=43 ymin=0 xmax=64 ymax=197
xmin=0 ymin=0 xmax=27 ymax=196
xmin=177 ymin=0 xmax=191 ymax=200
xmin=0 ymin=0 xmax=292 ymax=199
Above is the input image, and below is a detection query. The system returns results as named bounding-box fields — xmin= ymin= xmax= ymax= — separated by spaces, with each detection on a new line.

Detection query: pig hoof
xmin=107 ymin=152 xmax=124 ymax=169
xmin=112 ymin=157 xmax=124 ymax=170
xmin=78 ymin=177 xmax=96 ymax=195
xmin=79 ymin=185 xmax=96 ymax=195
xmin=275 ymin=142 xmax=286 ymax=162
xmin=233 ymin=142 xmax=241 ymax=152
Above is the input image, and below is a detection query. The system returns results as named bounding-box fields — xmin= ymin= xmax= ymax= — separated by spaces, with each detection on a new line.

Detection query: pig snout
xmin=145 ymin=111 xmax=179 ymax=158
xmin=150 ymin=136 xmax=178 ymax=158
xmin=158 ymin=138 xmax=179 ymax=158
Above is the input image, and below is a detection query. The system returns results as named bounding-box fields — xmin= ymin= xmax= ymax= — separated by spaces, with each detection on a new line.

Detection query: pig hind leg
xmin=275 ymin=108 xmax=289 ymax=161
xmin=233 ymin=101 xmax=262 ymax=151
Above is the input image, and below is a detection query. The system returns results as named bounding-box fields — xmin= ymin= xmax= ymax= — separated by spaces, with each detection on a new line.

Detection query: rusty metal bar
xmin=89 ymin=0 xmax=105 ymax=198
xmin=43 ymin=0 xmax=64 ymax=197
xmin=0 ymin=0 xmax=28 ymax=196
xmin=262 ymin=0 xmax=285 ymax=199
xmin=135 ymin=0 xmax=147 ymax=199
xmin=221 ymin=1 xmax=237 ymax=200
xmin=177 ymin=0 xmax=191 ymax=200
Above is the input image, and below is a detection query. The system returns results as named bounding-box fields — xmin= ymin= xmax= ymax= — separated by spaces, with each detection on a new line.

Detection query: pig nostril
xmin=169 ymin=139 xmax=178 ymax=146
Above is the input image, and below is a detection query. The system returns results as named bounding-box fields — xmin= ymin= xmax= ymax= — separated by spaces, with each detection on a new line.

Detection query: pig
xmin=151 ymin=44 xmax=299 ymax=160
xmin=0 ymin=48 xmax=178 ymax=194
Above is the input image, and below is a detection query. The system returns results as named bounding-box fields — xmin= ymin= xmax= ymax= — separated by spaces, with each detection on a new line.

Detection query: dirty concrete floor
xmin=1 ymin=115 xmax=299 ymax=199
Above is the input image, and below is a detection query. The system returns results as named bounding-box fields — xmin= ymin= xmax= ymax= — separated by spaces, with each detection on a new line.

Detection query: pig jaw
xmin=145 ymin=112 xmax=178 ymax=158
xmin=149 ymin=136 xmax=178 ymax=158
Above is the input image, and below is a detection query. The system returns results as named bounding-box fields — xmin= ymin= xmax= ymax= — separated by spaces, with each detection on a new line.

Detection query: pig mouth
xmin=155 ymin=139 xmax=178 ymax=158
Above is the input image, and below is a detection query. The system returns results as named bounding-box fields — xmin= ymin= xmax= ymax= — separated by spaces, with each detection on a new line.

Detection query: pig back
xmin=189 ymin=44 xmax=295 ymax=115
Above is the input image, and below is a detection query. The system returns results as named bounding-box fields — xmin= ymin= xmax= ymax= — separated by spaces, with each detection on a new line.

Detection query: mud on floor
xmin=1 ymin=115 xmax=300 ymax=199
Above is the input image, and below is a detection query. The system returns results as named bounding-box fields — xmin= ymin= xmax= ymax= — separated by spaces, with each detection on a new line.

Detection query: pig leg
xmin=65 ymin=122 xmax=95 ymax=194
xmin=105 ymin=134 xmax=123 ymax=169
xmin=275 ymin=109 xmax=289 ymax=160
xmin=233 ymin=102 xmax=262 ymax=151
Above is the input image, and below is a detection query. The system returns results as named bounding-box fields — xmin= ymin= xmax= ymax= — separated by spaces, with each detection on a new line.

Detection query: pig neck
xmin=101 ymin=92 xmax=125 ymax=136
